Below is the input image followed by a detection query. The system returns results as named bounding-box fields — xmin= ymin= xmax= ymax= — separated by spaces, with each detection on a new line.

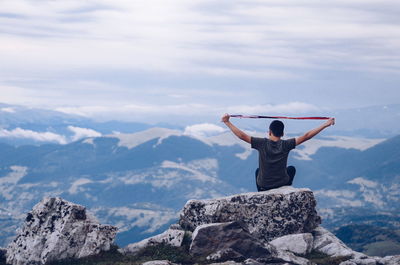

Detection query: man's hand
xmin=296 ymin=117 xmax=336 ymax=146
xmin=324 ymin=118 xmax=335 ymax=127
xmin=221 ymin=113 xmax=230 ymax=123
xmin=221 ymin=113 xmax=251 ymax=144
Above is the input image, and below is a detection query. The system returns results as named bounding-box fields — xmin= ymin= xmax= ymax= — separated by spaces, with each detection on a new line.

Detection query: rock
xmin=179 ymin=186 xmax=321 ymax=242
xmin=208 ymin=262 xmax=243 ymax=265
xmin=271 ymin=248 xmax=312 ymax=265
xmin=121 ymin=228 xmax=185 ymax=255
xmin=6 ymin=197 xmax=117 ymax=265
xmin=142 ymin=261 xmax=177 ymax=265
xmin=378 ymin=255 xmax=400 ymax=265
xmin=189 ymin=221 xmax=275 ymax=260
xmin=243 ymin=259 xmax=265 ymax=265
xmin=312 ymin=226 xmax=364 ymax=259
xmin=339 ymin=258 xmax=377 ymax=265
xmin=169 ymin=223 xmax=184 ymax=230
xmin=269 ymin=233 xmax=313 ymax=255
xmin=206 ymin=248 xmax=244 ymax=262
xmin=339 ymin=261 xmax=358 ymax=265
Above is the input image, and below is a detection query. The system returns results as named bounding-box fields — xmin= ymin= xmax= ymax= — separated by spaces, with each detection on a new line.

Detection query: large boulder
xmin=189 ymin=221 xmax=311 ymax=265
xmin=189 ymin=221 xmax=274 ymax=260
xmin=6 ymin=197 xmax=117 ymax=265
xmin=179 ymin=186 xmax=321 ymax=242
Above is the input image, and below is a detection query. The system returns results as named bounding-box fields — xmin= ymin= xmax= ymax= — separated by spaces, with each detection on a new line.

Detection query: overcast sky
xmin=0 ymin=0 xmax=399 ymax=123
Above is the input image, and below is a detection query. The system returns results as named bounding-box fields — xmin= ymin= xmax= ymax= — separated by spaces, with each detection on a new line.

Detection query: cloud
xmin=225 ymin=102 xmax=319 ymax=115
xmin=1 ymin=107 xmax=15 ymax=113
xmin=0 ymin=0 xmax=399 ymax=78
xmin=67 ymin=126 xmax=102 ymax=141
xmin=56 ymin=102 xmax=319 ymax=121
xmin=0 ymin=128 xmax=67 ymax=144
xmin=184 ymin=123 xmax=226 ymax=138
xmin=0 ymin=0 xmax=399 ymax=117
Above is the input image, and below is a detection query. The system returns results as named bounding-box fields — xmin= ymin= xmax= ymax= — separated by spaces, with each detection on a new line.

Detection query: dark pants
xmin=255 ymin=166 xmax=296 ymax=192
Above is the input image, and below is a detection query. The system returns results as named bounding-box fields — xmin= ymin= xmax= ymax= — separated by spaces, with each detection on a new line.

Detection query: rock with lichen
xmin=6 ymin=197 xmax=117 ymax=265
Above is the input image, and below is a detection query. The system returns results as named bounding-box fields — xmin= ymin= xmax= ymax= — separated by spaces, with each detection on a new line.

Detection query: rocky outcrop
xmin=128 ymin=187 xmax=400 ymax=265
xmin=6 ymin=189 xmax=399 ymax=265
xmin=179 ymin=186 xmax=321 ymax=242
xmin=6 ymin=197 xmax=117 ymax=265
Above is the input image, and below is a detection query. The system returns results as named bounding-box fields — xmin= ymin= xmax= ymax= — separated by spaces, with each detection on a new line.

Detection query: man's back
xmin=251 ymin=137 xmax=296 ymax=189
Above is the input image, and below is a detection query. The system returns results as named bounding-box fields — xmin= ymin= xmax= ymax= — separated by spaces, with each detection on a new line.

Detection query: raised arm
xmin=295 ymin=118 xmax=335 ymax=146
xmin=221 ymin=113 xmax=251 ymax=144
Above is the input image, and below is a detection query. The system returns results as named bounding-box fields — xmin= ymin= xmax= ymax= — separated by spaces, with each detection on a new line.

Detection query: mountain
xmin=1 ymin=102 xmax=400 ymax=147
xmin=0 ymin=103 xmax=170 ymax=146
xmin=0 ymin=123 xmax=398 ymax=255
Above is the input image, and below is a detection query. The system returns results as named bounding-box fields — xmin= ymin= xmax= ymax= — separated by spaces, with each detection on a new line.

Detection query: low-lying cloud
xmin=0 ymin=128 xmax=67 ymax=144
xmin=184 ymin=123 xmax=226 ymax=138
xmin=56 ymin=102 xmax=320 ymax=121
xmin=68 ymin=126 xmax=102 ymax=142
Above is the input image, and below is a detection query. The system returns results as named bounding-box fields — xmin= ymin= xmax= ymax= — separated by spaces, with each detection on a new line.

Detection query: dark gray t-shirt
xmin=251 ymin=137 xmax=296 ymax=189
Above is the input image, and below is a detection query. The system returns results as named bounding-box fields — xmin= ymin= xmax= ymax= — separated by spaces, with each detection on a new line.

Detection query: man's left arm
xmin=221 ymin=113 xmax=251 ymax=144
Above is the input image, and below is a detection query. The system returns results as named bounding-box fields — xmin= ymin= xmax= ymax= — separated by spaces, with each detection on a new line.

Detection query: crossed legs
xmin=255 ymin=166 xmax=296 ymax=191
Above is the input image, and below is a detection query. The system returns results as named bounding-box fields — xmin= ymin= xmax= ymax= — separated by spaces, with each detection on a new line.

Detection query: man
xmin=221 ymin=113 xmax=335 ymax=191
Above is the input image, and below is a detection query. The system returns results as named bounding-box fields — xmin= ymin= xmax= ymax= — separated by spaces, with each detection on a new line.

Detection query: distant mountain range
xmin=0 ymin=102 xmax=399 ymax=255
xmin=1 ymin=102 xmax=400 ymax=147
xmin=0 ymin=123 xmax=399 ymax=248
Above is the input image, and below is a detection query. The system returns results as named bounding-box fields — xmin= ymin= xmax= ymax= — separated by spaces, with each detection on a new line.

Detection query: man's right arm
xmin=295 ymin=118 xmax=335 ymax=146
xmin=221 ymin=113 xmax=251 ymax=144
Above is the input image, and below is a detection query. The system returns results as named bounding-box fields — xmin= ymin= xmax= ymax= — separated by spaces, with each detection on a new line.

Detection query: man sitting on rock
xmin=221 ymin=114 xmax=335 ymax=191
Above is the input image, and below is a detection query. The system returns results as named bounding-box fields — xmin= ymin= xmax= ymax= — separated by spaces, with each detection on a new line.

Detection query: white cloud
xmin=67 ymin=126 xmax=102 ymax=141
xmin=0 ymin=0 xmax=399 ymax=78
xmin=112 ymin=128 xmax=181 ymax=149
xmin=0 ymin=107 xmax=15 ymax=113
xmin=293 ymin=136 xmax=385 ymax=160
xmin=184 ymin=123 xmax=226 ymax=138
xmin=348 ymin=177 xmax=378 ymax=188
xmin=0 ymin=0 xmax=399 ymax=116
xmin=0 ymin=127 xmax=67 ymax=144
xmin=68 ymin=178 xmax=93 ymax=194
xmin=55 ymin=102 xmax=320 ymax=121
xmin=226 ymin=102 xmax=319 ymax=115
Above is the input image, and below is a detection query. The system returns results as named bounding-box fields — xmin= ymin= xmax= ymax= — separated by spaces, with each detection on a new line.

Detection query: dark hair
xmin=269 ymin=120 xmax=284 ymax=137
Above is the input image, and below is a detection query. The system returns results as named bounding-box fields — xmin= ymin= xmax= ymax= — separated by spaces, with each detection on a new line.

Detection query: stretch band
xmin=230 ymin=115 xmax=331 ymax=120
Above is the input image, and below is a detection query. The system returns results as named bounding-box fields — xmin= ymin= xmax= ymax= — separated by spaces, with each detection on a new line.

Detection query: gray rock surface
xmin=272 ymin=248 xmax=312 ymax=265
xmin=6 ymin=197 xmax=117 ymax=265
xmin=312 ymin=226 xmax=364 ymax=259
xmin=340 ymin=255 xmax=400 ymax=265
xmin=121 ymin=228 xmax=185 ymax=255
xmin=179 ymin=186 xmax=321 ymax=242
xmin=190 ymin=221 xmax=274 ymax=260
xmin=378 ymin=255 xmax=400 ymax=265
xmin=339 ymin=258 xmax=377 ymax=265
xmin=142 ymin=261 xmax=177 ymax=265
xmin=189 ymin=221 xmax=311 ymax=265
xmin=206 ymin=248 xmax=244 ymax=262
xmin=269 ymin=233 xmax=313 ymax=255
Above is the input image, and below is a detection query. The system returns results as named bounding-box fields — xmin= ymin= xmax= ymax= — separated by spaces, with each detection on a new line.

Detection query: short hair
xmin=269 ymin=120 xmax=284 ymax=137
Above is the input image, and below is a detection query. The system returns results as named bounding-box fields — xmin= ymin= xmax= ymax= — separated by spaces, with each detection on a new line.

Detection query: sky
xmin=0 ymin=0 xmax=399 ymax=124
